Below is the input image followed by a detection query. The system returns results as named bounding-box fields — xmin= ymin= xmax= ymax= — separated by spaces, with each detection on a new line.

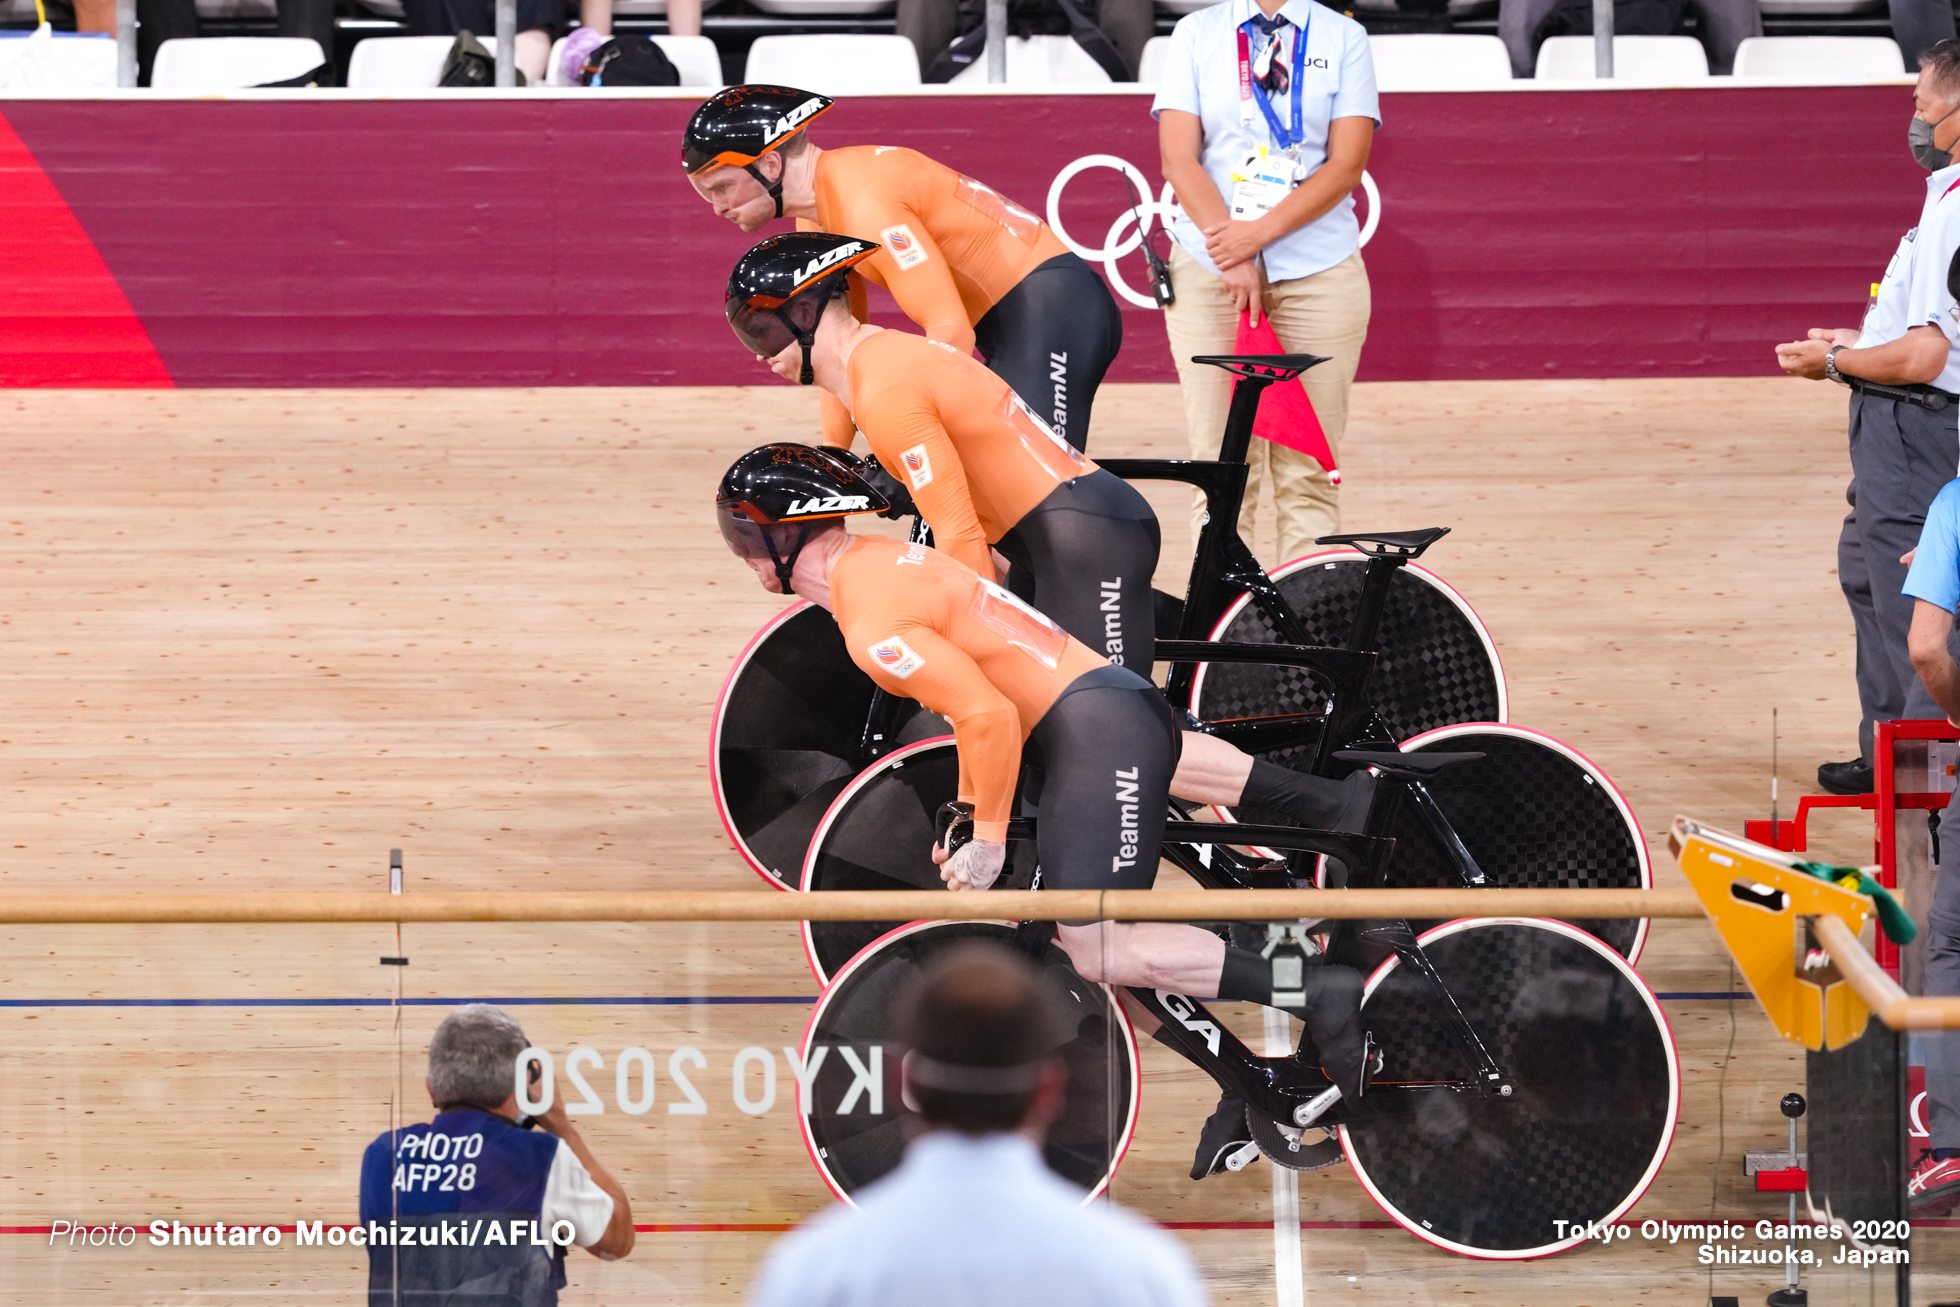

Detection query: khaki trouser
xmin=1163 ymin=243 xmax=1370 ymax=566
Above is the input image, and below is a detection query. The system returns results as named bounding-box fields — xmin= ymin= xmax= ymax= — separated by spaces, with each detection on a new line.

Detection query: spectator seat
xmin=1369 ymin=33 xmax=1513 ymax=89
xmin=0 ymin=29 xmax=117 ymax=89
xmin=742 ymin=33 xmax=920 ymax=91
xmin=345 ymin=35 xmax=453 ymax=87
xmin=544 ymin=32 xmax=722 ymax=84
xmin=150 ymin=35 xmax=326 ymax=87
xmin=1138 ymin=33 xmax=1170 ymax=81
xmin=947 ymin=34 xmax=1113 ymax=83
xmin=1534 ymin=34 xmax=1709 ymax=81
xmin=1730 ymin=35 xmax=1906 ymax=81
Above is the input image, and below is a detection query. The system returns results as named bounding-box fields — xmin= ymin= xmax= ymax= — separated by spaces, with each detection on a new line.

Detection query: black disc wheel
xmin=1189 ymin=549 xmax=1506 ymax=774
xmin=1381 ymin=725 xmax=1651 ymax=961
xmin=713 ymin=604 xmax=948 ymax=890
xmin=1341 ymin=918 xmax=1678 ymax=1259
xmin=799 ymin=921 xmax=1139 ymax=1202
xmin=799 ymin=739 xmax=1038 ymax=984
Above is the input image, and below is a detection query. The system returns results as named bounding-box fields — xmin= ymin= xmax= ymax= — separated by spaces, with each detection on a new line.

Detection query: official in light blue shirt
xmin=1150 ymin=0 xmax=1379 ymax=282
xmin=1149 ymin=0 xmax=1380 ymax=565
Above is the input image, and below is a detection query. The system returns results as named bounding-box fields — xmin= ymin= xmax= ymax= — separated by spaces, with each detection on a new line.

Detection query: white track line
xmin=1264 ymin=1007 xmax=1304 ymax=1307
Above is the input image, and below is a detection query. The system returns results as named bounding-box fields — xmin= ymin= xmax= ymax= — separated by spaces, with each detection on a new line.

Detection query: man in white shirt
xmin=1777 ymin=41 xmax=1960 ymax=798
xmin=746 ymin=943 xmax=1209 ymax=1307
xmin=1151 ymin=0 xmax=1379 ymax=563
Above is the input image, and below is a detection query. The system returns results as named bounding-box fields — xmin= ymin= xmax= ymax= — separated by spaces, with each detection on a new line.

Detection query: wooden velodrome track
xmin=0 ymin=376 xmax=1945 ymax=1305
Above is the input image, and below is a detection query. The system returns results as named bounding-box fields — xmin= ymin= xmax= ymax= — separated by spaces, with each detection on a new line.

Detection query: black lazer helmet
xmin=726 ymin=232 xmax=880 ymax=385
xmin=716 ymin=443 xmax=890 ymax=593
xmin=682 ymin=85 xmax=835 ymax=219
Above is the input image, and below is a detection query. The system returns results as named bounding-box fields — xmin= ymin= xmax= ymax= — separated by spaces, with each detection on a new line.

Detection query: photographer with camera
xmin=358 ymin=1004 xmax=634 ymax=1307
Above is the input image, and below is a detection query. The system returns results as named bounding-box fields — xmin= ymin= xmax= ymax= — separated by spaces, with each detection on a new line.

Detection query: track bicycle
xmin=792 ymin=789 xmax=1680 ymax=1260
xmin=713 ymin=356 xmax=1507 ymax=891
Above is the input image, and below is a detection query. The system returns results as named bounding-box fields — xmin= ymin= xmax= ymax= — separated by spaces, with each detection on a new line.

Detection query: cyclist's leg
xmin=972 ymin=252 xmax=1123 ymax=453
xmin=1170 ymin=731 xmax=1374 ymax=832
xmin=1031 ymin=672 xmax=1370 ymax=1098
xmin=994 ymin=470 xmax=1159 ymax=671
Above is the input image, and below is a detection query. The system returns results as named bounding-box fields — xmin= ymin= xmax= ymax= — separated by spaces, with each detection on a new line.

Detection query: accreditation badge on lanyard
xmin=1229 ymin=9 xmax=1309 ymax=222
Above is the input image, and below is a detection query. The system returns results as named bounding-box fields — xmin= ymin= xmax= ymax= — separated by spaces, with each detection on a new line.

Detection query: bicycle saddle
xmin=1314 ymin=527 xmax=1451 ymax=558
xmin=1334 ymin=749 xmax=1484 ymax=779
xmin=1192 ymin=353 xmax=1329 ymax=381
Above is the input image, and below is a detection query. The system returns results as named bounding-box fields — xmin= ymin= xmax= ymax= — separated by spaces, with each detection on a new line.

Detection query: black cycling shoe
xmin=1189 ymin=1093 xmax=1255 ymax=1180
xmin=1324 ymin=770 xmax=1377 ymax=886
xmin=1818 ymin=757 xmax=1874 ymax=796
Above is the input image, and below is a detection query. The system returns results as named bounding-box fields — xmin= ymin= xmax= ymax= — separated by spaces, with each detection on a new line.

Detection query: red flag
xmin=1234 ymin=313 xmax=1336 ymax=481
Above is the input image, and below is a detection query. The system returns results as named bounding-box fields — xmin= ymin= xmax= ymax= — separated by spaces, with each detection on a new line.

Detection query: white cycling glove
xmin=940 ymin=838 xmax=1006 ymax=891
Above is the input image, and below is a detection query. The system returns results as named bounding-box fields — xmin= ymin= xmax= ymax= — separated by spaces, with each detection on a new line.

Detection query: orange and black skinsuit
xmin=828 ymin=532 xmax=1373 ymax=1107
xmin=832 ymin=533 xmax=1176 ymax=887
xmin=845 ymin=327 xmax=1158 ymax=672
xmin=801 ymin=145 xmax=1122 ymax=454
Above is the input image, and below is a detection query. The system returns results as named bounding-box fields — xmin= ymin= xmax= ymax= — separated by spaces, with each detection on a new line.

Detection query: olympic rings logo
xmin=1043 ymin=154 xmax=1380 ymax=311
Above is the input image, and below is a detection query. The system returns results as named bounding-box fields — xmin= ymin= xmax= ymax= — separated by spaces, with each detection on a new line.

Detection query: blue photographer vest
xmin=358 ymin=1108 xmax=570 ymax=1307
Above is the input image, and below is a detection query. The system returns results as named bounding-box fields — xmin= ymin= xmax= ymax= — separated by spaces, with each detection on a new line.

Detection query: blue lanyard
xmin=1237 ymin=11 xmax=1308 ymax=152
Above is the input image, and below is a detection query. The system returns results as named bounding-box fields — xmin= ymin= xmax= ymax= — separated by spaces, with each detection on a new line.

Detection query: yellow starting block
xmin=1670 ymin=816 xmax=1875 ymax=1051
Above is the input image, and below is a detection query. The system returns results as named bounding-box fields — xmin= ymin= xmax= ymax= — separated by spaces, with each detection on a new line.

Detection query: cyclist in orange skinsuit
xmin=713 ymin=442 xmax=1379 ymax=1174
xmin=725 ymin=231 xmax=1159 ymax=672
xmin=683 ymin=85 xmax=1122 ymax=452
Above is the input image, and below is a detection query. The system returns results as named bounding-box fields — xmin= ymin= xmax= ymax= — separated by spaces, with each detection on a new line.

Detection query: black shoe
xmin=1334 ymin=769 xmax=1376 ymax=831
xmin=1818 ymin=758 xmax=1873 ymax=796
xmin=1189 ymin=1093 xmax=1254 ymax=1179
xmin=1321 ymin=770 xmax=1377 ymax=886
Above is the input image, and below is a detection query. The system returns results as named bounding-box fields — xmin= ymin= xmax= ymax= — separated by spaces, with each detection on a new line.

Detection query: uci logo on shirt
xmin=785 ymin=494 xmax=869 ymax=515
xmin=765 ymin=97 xmax=826 ymax=145
xmin=793 ymin=242 xmax=869 ymax=286
xmin=868 ymin=636 xmax=926 ymax=679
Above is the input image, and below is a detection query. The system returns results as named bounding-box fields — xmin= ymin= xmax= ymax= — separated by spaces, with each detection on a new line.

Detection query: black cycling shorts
xmin=995 ymin=469 xmax=1159 ymax=674
xmin=974 ymin=252 xmax=1123 ymax=453
xmin=1023 ymin=664 xmax=1181 ymax=892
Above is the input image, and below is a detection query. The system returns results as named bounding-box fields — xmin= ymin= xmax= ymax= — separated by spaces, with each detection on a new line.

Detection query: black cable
xmin=1121 ymin=174 xmax=1175 ymax=309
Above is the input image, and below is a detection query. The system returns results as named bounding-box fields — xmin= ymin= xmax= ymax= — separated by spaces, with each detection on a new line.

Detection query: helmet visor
xmin=726 ymin=297 xmax=800 ymax=359
xmin=717 ymin=503 xmax=815 ymax=566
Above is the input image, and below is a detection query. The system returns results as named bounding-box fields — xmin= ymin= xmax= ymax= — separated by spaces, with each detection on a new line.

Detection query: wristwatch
xmin=1825 ymin=344 xmax=1851 ymax=386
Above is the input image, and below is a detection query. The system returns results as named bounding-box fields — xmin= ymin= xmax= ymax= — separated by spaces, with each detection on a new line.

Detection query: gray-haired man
xmin=358 ymin=1003 xmax=634 ymax=1307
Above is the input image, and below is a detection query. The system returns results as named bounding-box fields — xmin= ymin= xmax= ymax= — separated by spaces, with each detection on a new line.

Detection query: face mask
xmin=1911 ymin=103 xmax=1960 ymax=171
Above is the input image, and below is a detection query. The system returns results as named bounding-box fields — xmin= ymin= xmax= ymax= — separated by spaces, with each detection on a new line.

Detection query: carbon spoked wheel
xmin=1190 ymin=551 xmax=1505 ymax=772
xmin=713 ymin=604 xmax=948 ymax=890
xmin=1383 ymin=725 xmax=1650 ymax=961
xmin=800 ymin=921 xmax=1138 ymax=1203
xmin=799 ymin=739 xmax=1038 ymax=984
xmin=1342 ymin=918 xmax=1678 ymax=1259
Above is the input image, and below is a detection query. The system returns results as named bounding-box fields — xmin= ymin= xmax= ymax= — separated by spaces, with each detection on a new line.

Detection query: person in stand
xmin=358 ymin=1004 xmax=634 ymax=1306
xmin=1151 ymin=0 xmax=1377 ymax=564
xmin=684 ymin=86 xmax=1123 ymax=453
xmin=713 ymin=442 xmax=1380 ymax=1178
xmin=722 ymin=230 xmax=1157 ymax=673
xmin=1777 ymin=41 xmax=1960 ymax=798
xmin=746 ymin=941 xmax=1210 ymax=1306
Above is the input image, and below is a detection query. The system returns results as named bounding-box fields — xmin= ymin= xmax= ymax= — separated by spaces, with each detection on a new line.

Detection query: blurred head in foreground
xmin=897 ymin=942 xmax=1071 ymax=1138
